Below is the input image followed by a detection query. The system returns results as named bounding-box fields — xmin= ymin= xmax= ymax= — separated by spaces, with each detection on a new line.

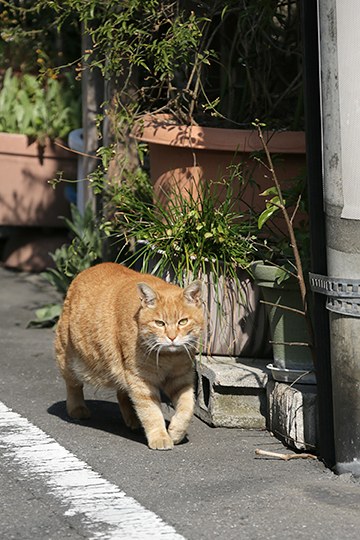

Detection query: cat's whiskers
xmin=182 ymin=335 xmax=198 ymax=349
xmin=181 ymin=343 xmax=194 ymax=363
xmin=141 ymin=339 xmax=165 ymax=372
xmin=146 ymin=339 xmax=157 ymax=353
xmin=143 ymin=340 xmax=160 ymax=358
xmin=147 ymin=343 xmax=158 ymax=356
xmin=156 ymin=346 xmax=163 ymax=371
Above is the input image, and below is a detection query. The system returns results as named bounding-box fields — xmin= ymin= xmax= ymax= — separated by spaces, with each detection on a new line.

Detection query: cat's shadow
xmin=47 ymin=399 xmax=186 ymax=447
xmin=47 ymin=399 xmax=147 ymax=445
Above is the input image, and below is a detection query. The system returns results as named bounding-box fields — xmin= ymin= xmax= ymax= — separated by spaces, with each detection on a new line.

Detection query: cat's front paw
xmin=148 ymin=432 xmax=174 ymax=451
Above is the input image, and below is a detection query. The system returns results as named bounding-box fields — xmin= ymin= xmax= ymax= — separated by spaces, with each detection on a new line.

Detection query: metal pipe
xmin=301 ymin=0 xmax=335 ymax=468
xmin=317 ymin=0 xmax=360 ymax=475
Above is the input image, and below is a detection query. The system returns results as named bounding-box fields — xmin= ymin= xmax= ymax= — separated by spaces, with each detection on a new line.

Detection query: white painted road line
xmin=0 ymin=402 xmax=185 ymax=540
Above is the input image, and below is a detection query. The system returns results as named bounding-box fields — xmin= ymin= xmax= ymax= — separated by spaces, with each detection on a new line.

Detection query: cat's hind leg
xmin=117 ymin=389 xmax=141 ymax=430
xmin=55 ymin=335 xmax=90 ymax=420
xmin=64 ymin=376 xmax=91 ymax=420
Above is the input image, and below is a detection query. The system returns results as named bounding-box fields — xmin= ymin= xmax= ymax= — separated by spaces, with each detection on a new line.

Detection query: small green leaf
xmin=258 ymin=205 xmax=278 ymax=229
xmin=27 ymin=303 xmax=62 ymax=328
xmin=260 ymin=187 xmax=278 ymax=197
xmin=275 ymin=267 xmax=291 ymax=284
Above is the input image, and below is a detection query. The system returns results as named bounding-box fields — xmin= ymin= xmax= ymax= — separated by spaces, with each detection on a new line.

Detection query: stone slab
xmin=194 ymin=356 xmax=269 ymax=429
xmin=267 ymin=380 xmax=318 ymax=451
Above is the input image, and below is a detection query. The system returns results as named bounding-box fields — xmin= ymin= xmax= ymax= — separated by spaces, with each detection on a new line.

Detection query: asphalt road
xmin=1 ymin=267 xmax=360 ymax=540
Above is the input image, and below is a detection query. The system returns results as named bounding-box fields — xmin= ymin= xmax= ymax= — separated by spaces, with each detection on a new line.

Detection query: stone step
xmin=194 ymin=356 xmax=270 ymax=429
xmin=266 ymin=380 xmax=318 ymax=452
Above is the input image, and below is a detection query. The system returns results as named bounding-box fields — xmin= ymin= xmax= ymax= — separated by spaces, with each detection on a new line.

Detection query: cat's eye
xmin=154 ymin=319 xmax=166 ymax=327
xmin=178 ymin=318 xmax=188 ymax=326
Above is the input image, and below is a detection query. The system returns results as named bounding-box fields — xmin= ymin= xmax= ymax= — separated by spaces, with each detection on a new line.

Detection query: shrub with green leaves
xmin=255 ymin=169 xmax=310 ymax=282
xmin=114 ymin=171 xmax=258 ymax=284
xmin=30 ymin=0 xmax=303 ymax=129
xmin=28 ymin=203 xmax=103 ymax=328
xmin=43 ymin=203 xmax=103 ymax=296
xmin=32 ymin=0 xmax=212 ymax=125
xmin=0 ymin=68 xmax=81 ymax=141
xmin=0 ymin=0 xmax=80 ymax=75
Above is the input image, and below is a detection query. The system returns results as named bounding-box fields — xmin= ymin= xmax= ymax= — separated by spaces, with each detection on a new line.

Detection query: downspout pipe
xmin=300 ymin=1 xmax=335 ymax=468
xmin=314 ymin=0 xmax=360 ymax=475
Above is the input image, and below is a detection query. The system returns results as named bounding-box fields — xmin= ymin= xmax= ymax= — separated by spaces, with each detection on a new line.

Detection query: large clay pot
xmin=0 ymin=133 xmax=76 ymax=227
xmin=132 ymin=114 xmax=306 ymax=219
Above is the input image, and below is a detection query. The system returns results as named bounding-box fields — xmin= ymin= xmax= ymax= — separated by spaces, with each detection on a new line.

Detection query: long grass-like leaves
xmin=114 ymin=170 xmax=258 ymax=285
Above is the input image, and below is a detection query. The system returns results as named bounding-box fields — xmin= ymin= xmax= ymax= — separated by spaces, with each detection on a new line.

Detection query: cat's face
xmin=137 ymin=281 xmax=204 ymax=354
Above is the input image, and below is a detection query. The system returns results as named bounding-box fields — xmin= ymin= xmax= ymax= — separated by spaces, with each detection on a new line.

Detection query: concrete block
xmin=194 ymin=356 xmax=269 ymax=429
xmin=267 ymin=380 xmax=318 ymax=451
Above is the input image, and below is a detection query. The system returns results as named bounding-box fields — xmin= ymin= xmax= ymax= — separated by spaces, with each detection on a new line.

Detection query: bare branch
xmin=54 ymin=141 xmax=100 ymax=160
xmin=269 ymin=341 xmax=311 ymax=347
xmin=255 ymin=122 xmax=316 ymax=368
xmin=260 ymin=300 xmax=305 ymax=316
xmin=255 ymin=449 xmax=317 ymax=461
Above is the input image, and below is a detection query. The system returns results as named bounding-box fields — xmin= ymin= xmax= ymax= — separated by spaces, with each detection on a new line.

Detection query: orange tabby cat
xmin=55 ymin=262 xmax=203 ymax=450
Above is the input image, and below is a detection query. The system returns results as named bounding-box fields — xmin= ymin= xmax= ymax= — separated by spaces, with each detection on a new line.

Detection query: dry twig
xmin=255 ymin=448 xmax=317 ymax=461
xmin=255 ymin=122 xmax=317 ymax=369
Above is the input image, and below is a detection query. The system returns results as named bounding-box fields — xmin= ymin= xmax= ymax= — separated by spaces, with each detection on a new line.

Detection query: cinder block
xmin=267 ymin=380 xmax=318 ymax=451
xmin=194 ymin=356 xmax=269 ymax=428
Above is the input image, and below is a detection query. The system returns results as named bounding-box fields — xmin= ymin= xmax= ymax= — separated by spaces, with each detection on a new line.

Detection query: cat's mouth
xmin=161 ymin=337 xmax=198 ymax=355
xmin=162 ymin=344 xmax=183 ymax=353
xmin=141 ymin=336 xmax=195 ymax=357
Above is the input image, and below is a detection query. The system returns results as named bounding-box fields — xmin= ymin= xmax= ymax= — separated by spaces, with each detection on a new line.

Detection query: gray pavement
xmin=1 ymin=265 xmax=360 ymax=540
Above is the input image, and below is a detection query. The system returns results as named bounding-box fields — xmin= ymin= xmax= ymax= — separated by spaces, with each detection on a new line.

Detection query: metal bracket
xmin=309 ymin=273 xmax=360 ymax=317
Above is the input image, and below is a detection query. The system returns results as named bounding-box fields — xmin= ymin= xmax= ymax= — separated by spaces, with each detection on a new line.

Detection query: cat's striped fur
xmin=55 ymin=262 xmax=203 ymax=450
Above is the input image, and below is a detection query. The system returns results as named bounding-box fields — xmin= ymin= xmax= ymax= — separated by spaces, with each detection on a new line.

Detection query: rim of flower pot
xmin=132 ymin=113 xmax=306 ymax=154
xmin=250 ymin=260 xmax=299 ymax=289
xmin=0 ymin=132 xmax=75 ymax=160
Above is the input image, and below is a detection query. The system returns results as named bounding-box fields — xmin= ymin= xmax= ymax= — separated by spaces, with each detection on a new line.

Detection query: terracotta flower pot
xmin=132 ymin=114 xmax=306 ymax=218
xmin=2 ymin=229 xmax=69 ymax=272
xmin=0 ymin=133 xmax=76 ymax=227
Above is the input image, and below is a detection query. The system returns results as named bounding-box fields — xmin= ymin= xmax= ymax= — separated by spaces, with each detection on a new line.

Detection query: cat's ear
xmin=183 ymin=280 xmax=202 ymax=306
xmin=137 ymin=282 xmax=157 ymax=308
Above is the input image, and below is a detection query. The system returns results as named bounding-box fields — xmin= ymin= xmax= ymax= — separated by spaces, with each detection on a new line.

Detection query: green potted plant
xmin=250 ymin=122 xmax=315 ymax=384
xmin=20 ymin=2 xmax=308 ymax=358
xmin=127 ymin=0 xmax=305 ymax=213
xmin=0 ymin=1 xmax=81 ymax=270
xmin=112 ymin=167 xmax=271 ymax=358
xmin=27 ymin=202 xmax=103 ymax=328
xmin=251 ymin=262 xmax=314 ymax=382
xmin=28 ymin=0 xmax=305 ymax=216
xmin=0 ymin=68 xmax=81 ymax=228
xmin=0 ymin=69 xmax=81 ymax=270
